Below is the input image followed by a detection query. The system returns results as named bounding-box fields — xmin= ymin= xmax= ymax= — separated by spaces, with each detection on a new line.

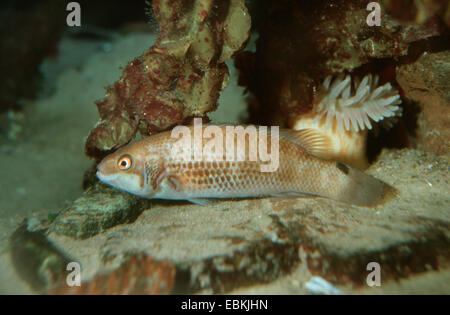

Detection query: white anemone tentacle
xmin=313 ymin=74 xmax=402 ymax=133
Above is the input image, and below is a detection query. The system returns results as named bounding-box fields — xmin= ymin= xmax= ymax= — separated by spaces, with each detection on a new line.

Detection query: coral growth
xmin=85 ymin=0 xmax=251 ymax=159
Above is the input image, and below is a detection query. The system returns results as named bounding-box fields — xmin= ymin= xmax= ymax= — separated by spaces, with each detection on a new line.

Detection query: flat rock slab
xmin=40 ymin=149 xmax=449 ymax=293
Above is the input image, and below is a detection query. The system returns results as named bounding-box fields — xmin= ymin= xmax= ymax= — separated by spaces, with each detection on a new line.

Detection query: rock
xmin=9 ymin=222 xmax=176 ymax=294
xmin=381 ymin=0 xmax=450 ymax=25
xmin=50 ymin=183 xmax=150 ymax=239
xmin=85 ymin=0 xmax=251 ymax=159
xmin=396 ymin=51 xmax=450 ymax=156
xmin=9 ymin=223 xmax=71 ymax=293
xmin=47 ymin=253 xmax=176 ymax=294
xmin=234 ymin=0 xmax=444 ymax=127
xmin=35 ymin=149 xmax=450 ymax=294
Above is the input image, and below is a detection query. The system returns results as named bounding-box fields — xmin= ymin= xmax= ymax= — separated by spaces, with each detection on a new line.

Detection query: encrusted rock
xmin=9 ymin=224 xmax=71 ymax=293
xmin=381 ymin=0 xmax=450 ymax=26
xmin=85 ymin=0 xmax=251 ymax=159
xmin=235 ymin=0 xmax=445 ymax=127
xmin=50 ymin=183 xmax=150 ymax=239
xmin=48 ymin=254 xmax=176 ymax=295
xmin=396 ymin=50 xmax=450 ymax=156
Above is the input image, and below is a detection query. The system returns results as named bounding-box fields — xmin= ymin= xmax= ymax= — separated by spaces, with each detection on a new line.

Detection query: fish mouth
xmin=96 ymin=170 xmax=119 ymax=182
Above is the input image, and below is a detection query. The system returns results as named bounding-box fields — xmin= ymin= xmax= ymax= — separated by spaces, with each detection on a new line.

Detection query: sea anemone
xmin=291 ymin=74 xmax=402 ymax=170
xmin=313 ymin=74 xmax=402 ymax=133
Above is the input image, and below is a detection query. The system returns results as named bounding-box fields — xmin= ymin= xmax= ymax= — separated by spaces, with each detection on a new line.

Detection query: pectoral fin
xmin=156 ymin=173 xmax=183 ymax=193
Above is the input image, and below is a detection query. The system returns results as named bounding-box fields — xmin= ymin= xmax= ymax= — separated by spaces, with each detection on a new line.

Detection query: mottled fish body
xmin=96 ymin=125 xmax=393 ymax=207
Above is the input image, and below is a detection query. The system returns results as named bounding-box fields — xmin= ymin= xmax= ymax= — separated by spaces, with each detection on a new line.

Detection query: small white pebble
xmin=305 ymin=277 xmax=342 ymax=295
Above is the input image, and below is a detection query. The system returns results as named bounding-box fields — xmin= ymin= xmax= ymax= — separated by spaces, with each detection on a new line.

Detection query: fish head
xmin=96 ymin=142 xmax=155 ymax=197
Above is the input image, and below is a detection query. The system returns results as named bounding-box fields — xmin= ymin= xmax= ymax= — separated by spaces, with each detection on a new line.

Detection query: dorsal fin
xmin=278 ymin=129 xmax=333 ymax=160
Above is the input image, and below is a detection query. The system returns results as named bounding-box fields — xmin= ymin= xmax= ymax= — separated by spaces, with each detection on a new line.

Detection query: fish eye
xmin=118 ymin=155 xmax=132 ymax=171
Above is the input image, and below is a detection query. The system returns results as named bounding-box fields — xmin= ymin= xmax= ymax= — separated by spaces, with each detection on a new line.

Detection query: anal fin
xmin=187 ymin=198 xmax=219 ymax=206
xmin=270 ymin=191 xmax=318 ymax=199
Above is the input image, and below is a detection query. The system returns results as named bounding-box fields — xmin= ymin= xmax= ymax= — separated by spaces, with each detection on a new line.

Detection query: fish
xmin=96 ymin=123 xmax=395 ymax=207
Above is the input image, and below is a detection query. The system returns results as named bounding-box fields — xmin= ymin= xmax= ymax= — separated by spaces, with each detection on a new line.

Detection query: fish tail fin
xmin=335 ymin=162 xmax=398 ymax=207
